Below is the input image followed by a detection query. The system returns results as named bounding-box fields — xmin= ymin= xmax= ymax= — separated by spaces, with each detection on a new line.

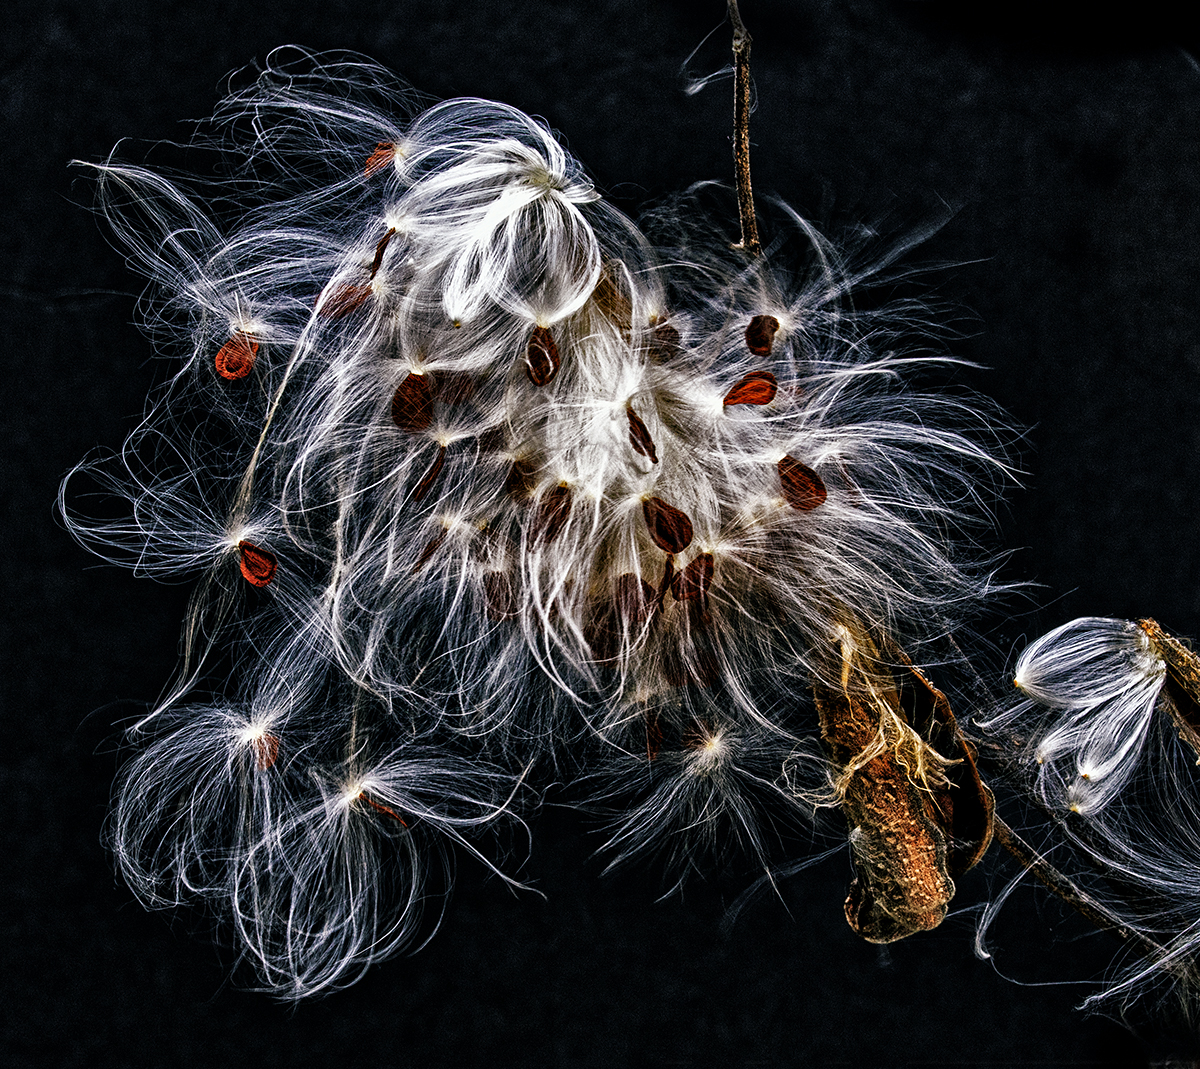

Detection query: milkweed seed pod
xmin=981 ymin=618 xmax=1200 ymax=1015
xmin=63 ymin=50 xmax=1014 ymax=993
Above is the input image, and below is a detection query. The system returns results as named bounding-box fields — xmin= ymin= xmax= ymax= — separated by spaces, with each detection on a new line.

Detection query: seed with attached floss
xmin=778 ymin=455 xmax=827 ymax=511
xmin=671 ymin=553 xmax=714 ymax=602
xmin=412 ymin=444 xmax=446 ymax=503
xmin=626 ymin=404 xmax=658 ymax=463
xmin=237 ymin=540 xmax=277 ymax=587
xmin=413 ymin=529 xmax=446 ymax=572
xmin=215 ymin=333 xmax=259 ymax=380
xmin=358 ymin=791 xmax=408 ymax=827
xmin=319 ymin=281 xmax=373 ymax=319
xmin=504 ymin=456 xmax=538 ymax=504
xmin=525 ymin=326 xmax=560 ymax=386
xmin=534 ymin=484 xmax=572 ymax=543
xmin=253 ymin=733 xmax=280 ymax=771
xmin=370 ymin=227 xmax=397 ymax=278
xmin=745 ymin=315 xmax=780 ymax=356
xmin=723 ymin=370 xmax=777 ymax=406
xmin=484 ymin=572 xmax=518 ymax=619
xmin=642 ymin=496 xmax=693 ymax=555
xmin=363 ymin=142 xmax=395 ymax=177
xmin=391 ymin=372 xmax=433 ymax=433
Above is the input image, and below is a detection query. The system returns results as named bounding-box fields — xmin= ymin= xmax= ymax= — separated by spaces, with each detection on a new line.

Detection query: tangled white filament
xmin=62 ymin=48 xmax=1014 ymax=997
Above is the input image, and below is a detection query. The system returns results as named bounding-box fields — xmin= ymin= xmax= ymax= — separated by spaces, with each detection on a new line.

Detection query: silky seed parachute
xmin=62 ymin=48 xmax=1016 ymax=996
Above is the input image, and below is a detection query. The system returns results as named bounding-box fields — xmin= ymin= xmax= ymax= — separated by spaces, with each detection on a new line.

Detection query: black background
xmin=5 ymin=1 xmax=1200 ymax=1065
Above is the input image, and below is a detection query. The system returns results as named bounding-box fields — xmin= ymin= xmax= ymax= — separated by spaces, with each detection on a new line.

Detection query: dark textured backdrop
xmin=5 ymin=1 xmax=1200 ymax=1065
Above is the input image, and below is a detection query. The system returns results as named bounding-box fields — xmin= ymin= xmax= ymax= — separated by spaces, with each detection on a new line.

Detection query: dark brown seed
xmin=648 ymin=319 xmax=681 ymax=360
xmin=370 ymin=227 xmax=397 ymax=278
xmin=484 ymin=572 xmax=518 ymax=620
xmin=723 ymin=370 xmax=777 ymax=406
xmin=476 ymin=425 xmax=508 ymax=453
xmin=215 ymin=333 xmax=259 ymax=380
xmin=253 ymin=733 xmax=280 ymax=771
xmin=642 ymin=496 xmax=693 ymax=555
xmin=237 ymin=540 xmax=277 ymax=587
xmin=431 ymin=370 xmax=476 ymax=406
xmin=671 ymin=553 xmax=714 ymax=602
xmin=525 ymin=326 xmax=560 ymax=386
xmin=591 ymin=266 xmax=632 ymax=332
xmin=413 ymin=444 xmax=446 ymax=503
xmin=413 ymin=529 xmax=446 ymax=572
xmin=745 ymin=315 xmax=780 ymax=356
xmin=778 ymin=456 xmax=827 ymax=511
xmin=318 ymin=281 xmax=373 ymax=319
xmin=363 ymin=142 xmax=396 ymax=177
xmin=626 ymin=404 xmax=658 ymax=463
xmin=391 ymin=373 xmax=433 ymax=433
xmin=504 ymin=456 xmax=538 ymax=504
xmin=586 ymin=573 xmax=656 ymax=662
xmin=614 ymin=573 xmax=657 ymax=628
xmin=534 ymin=484 xmax=572 ymax=543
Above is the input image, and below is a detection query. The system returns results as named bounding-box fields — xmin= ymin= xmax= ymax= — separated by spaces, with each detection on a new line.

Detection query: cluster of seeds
xmin=65 ymin=53 xmax=1010 ymax=996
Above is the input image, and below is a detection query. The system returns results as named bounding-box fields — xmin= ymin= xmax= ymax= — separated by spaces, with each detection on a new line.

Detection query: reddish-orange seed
xmin=626 ymin=404 xmax=658 ymax=463
xmin=237 ymin=540 xmax=277 ymax=587
xmin=319 ymin=281 xmax=373 ymax=319
xmin=745 ymin=315 xmax=780 ymax=356
xmin=391 ymin=372 xmax=433 ymax=433
xmin=253 ymin=733 xmax=280 ymax=771
xmin=723 ymin=370 xmax=777 ymax=406
xmin=370 ymin=227 xmax=397 ymax=278
xmin=363 ymin=142 xmax=396 ymax=177
xmin=359 ymin=791 xmax=408 ymax=827
xmin=779 ymin=455 xmax=827 ymax=511
xmin=642 ymin=496 xmax=694 ymax=555
xmin=671 ymin=553 xmax=714 ymax=603
xmin=413 ymin=444 xmax=446 ymax=503
xmin=215 ymin=333 xmax=259 ymax=380
xmin=534 ymin=484 xmax=572 ymax=543
xmin=525 ymin=326 xmax=560 ymax=386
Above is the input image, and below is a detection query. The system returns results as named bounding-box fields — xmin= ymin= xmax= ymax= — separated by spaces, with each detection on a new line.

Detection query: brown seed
xmin=778 ymin=455 xmax=827 ymax=511
xmin=413 ymin=529 xmax=446 ymax=572
xmin=614 ymin=573 xmax=657 ymax=628
xmin=591 ymin=265 xmax=632 ymax=332
xmin=723 ymin=370 xmax=777 ymax=406
xmin=319 ymin=282 xmax=373 ymax=319
xmin=391 ymin=373 xmax=433 ymax=433
xmin=626 ymin=404 xmax=658 ymax=463
xmin=671 ymin=553 xmax=714 ymax=602
xmin=237 ymin=540 xmax=277 ymax=587
xmin=215 ymin=333 xmax=258 ymax=380
xmin=431 ymin=370 xmax=476 ymax=406
xmin=525 ymin=326 xmax=560 ymax=386
xmin=642 ymin=496 xmax=693 ymax=555
xmin=484 ymin=572 xmax=518 ymax=619
xmin=745 ymin=315 xmax=780 ymax=356
xmin=253 ymin=733 xmax=280 ymax=771
xmin=504 ymin=456 xmax=538 ymax=504
xmin=370 ymin=227 xmax=397 ymax=279
xmin=648 ymin=319 xmax=681 ymax=360
xmin=363 ymin=142 xmax=396 ymax=177
xmin=413 ymin=444 xmax=446 ymax=503
xmin=534 ymin=484 xmax=572 ymax=544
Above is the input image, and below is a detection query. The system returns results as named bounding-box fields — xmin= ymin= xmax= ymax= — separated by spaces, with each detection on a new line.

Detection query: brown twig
xmin=991 ymin=814 xmax=1170 ymax=962
xmin=728 ymin=0 xmax=761 ymax=256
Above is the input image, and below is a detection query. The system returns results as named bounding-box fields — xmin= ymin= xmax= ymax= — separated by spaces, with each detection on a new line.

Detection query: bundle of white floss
xmin=62 ymin=50 xmax=1015 ymax=997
